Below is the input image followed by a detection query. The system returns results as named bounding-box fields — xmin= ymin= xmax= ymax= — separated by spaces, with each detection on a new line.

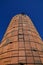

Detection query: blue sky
xmin=0 ymin=0 xmax=43 ymax=42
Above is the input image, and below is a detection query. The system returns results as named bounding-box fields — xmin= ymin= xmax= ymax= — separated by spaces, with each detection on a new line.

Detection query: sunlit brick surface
xmin=0 ymin=14 xmax=43 ymax=65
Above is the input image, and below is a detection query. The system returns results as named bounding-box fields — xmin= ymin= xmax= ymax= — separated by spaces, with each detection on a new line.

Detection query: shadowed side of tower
xmin=0 ymin=14 xmax=43 ymax=65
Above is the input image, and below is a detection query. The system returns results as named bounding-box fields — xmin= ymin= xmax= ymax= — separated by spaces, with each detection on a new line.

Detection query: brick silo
xmin=0 ymin=14 xmax=43 ymax=65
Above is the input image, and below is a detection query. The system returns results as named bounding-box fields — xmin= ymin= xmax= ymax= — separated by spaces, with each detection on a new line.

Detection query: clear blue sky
xmin=0 ymin=0 xmax=43 ymax=42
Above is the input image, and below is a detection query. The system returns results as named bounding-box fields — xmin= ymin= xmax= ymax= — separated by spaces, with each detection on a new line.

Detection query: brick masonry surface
xmin=0 ymin=14 xmax=43 ymax=65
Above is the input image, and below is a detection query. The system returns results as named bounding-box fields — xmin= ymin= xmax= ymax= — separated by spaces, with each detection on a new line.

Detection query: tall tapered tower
xmin=0 ymin=14 xmax=43 ymax=65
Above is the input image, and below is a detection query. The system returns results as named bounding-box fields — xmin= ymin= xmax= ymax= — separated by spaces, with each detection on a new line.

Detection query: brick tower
xmin=0 ymin=14 xmax=43 ymax=65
